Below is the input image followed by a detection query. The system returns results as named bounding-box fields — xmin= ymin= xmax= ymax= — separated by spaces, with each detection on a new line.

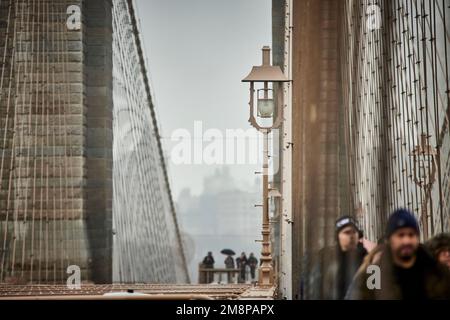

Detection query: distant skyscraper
xmin=177 ymin=167 xmax=261 ymax=283
xmin=0 ymin=0 xmax=188 ymax=284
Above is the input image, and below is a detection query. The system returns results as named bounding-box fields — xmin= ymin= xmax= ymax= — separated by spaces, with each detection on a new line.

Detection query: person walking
xmin=346 ymin=209 xmax=450 ymax=300
xmin=237 ymin=252 xmax=248 ymax=283
xmin=310 ymin=215 xmax=367 ymax=299
xmin=202 ymin=251 xmax=215 ymax=283
xmin=224 ymin=254 xmax=235 ymax=283
xmin=247 ymin=253 xmax=258 ymax=282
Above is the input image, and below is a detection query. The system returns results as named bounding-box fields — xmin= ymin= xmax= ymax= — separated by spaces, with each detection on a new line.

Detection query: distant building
xmin=177 ymin=167 xmax=261 ymax=282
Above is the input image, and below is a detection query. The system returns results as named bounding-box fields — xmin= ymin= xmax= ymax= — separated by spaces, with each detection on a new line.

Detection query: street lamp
xmin=410 ymin=133 xmax=438 ymax=239
xmin=411 ymin=134 xmax=437 ymax=189
xmin=242 ymin=46 xmax=289 ymax=287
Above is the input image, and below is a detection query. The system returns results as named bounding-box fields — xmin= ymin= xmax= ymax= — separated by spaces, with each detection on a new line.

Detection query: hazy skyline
xmin=135 ymin=0 xmax=272 ymax=198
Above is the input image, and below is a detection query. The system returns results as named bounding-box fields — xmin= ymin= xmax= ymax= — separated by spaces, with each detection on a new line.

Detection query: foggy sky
xmin=134 ymin=0 xmax=272 ymax=198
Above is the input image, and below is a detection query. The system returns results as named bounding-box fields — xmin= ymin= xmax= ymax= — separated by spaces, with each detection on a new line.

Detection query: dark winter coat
xmin=310 ymin=244 xmax=367 ymax=300
xmin=345 ymin=244 xmax=450 ymax=300
xmin=224 ymin=256 xmax=235 ymax=269
xmin=236 ymin=256 xmax=247 ymax=269
xmin=248 ymin=256 xmax=258 ymax=269
xmin=202 ymin=255 xmax=214 ymax=268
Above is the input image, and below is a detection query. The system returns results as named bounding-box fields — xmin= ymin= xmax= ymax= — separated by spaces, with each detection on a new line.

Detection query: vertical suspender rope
xmin=375 ymin=0 xmax=386 ymax=232
xmin=380 ymin=0 xmax=393 ymax=226
xmin=416 ymin=0 xmax=427 ymax=234
xmin=51 ymin=1 xmax=57 ymax=284
xmin=387 ymin=0 xmax=396 ymax=211
xmin=428 ymin=0 xmax=439 ymax=235
xmin=29 ymin=0 xmax=41 ymax=283
xmin=55 ymin=0 xmax=62 ymax=282
xmin=16 ymin=0 xmax=31 ymax=278
xmin=407 ymin=0 xmax=418 ymax=216
xmin=391 ymin=0 xmax=403 ymax=211
xmin=423 ymin=0 xmax=434 ymax=235
xmin=38 ymin=0 xmax=46 ymax=283
xmin=0 ymin=0 xmax=11 ymax=269
xmin=11 ymin=0 xmax=31 ymax=278
xmin=397 ymin=0 xmax=407 ymax=211
xmin=369 ymin=0 xmax=381 ymax=232
xmin=442 ymin=0 xmax=450 ymax=231
xmin=401 ymin=1 xmax=413 ymax=211
xmin=399 ymin=0 xmax=414 ymax=211
xmin=44 ymin=0 xmax=51 ymax=282
xmin=0 ymin=0 xmax=16 ymax=281
xmin=424 ymin=0 xmax=434 ymax=235
xmin=410 ymin=0 xmax=422 ymax=219
xmin=433 ymin=0 xmax=448 ymax=234
xmin=8 ymin=0 xmax=22 ymax=279
xmin=403 ymin=0 xmax=418 ymax=215
xmin=61 ymin=0 xmax=76 ymax=272
xmin=42 ymin=2 xmax=50 ymax=283
xmin=352 ymin=1 xmax=361 ymax=230
xmin=57 ymin=0 xmax=69 ymax=282
xmin=383 ymin=1 xmax=395 ymax=219
xmin=399 ymin=0 xmax=414 ymax=218
xmin=412 ymin=0 xmax=426 ymax=231
xmin=20 ymin=0 xmax=36 ymax=280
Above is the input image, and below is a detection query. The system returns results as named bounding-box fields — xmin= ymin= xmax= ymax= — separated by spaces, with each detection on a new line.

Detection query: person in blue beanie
xmin=346 ymin=208 xmax=450 ymax=300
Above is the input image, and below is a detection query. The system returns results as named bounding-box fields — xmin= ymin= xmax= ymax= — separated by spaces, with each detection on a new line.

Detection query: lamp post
xmin=410 ymin=133 xmax=437 ymax=238
xmin=411 ymin=134 xmax=437 ymax=189
xmin=242 ymin=46 xmax=289 ymax=287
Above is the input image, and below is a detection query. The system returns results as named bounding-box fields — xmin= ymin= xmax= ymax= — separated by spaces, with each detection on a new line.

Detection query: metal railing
xmin=198 ymin=264 xmax=258 ymax=284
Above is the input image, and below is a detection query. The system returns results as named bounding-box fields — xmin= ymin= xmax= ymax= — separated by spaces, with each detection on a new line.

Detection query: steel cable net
xmin=111 ymin=0 xmax=188 ymax=284
xmin=295 ymin=0 xmax=450 ymax=300
xmin=340 ymin=0 xmax=450 ymax=241
xmin=0 ymin=0 xmax=188 ymax=285
xmin=0 ymin=0 xmax=86 ymax=284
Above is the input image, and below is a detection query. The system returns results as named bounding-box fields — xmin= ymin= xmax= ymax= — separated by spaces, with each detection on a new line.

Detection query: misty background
xmin=135 ymin=0 xmax=271 ymax=281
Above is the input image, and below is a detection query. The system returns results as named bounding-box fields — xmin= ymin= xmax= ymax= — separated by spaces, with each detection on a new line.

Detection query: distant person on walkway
xmin=202 ymin=251 xmax=215 ymax=283
xmin=346 ymin=209 xmax=450 ymax=300
xmin=203 ymin=251 xmax=215 ymax=267
xmin=236 ymin=252 xmax=248 ymax=283
xmin=247 ymin=253 xmax=258 ymax=281
xmin=224 ymin=254 xmax=235 ymax=283
xmin=426 ymin=233 xmax=450 ymax=270
xmin=225 ymin=254 xmax=235 ymax=268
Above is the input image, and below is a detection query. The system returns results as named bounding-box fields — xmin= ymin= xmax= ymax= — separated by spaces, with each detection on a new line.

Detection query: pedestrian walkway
xmin=0 ymin=283 xmax=272 ymax=300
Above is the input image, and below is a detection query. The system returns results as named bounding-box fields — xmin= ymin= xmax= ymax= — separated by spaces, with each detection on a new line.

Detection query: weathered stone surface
xmin=0 ymin=0 xmax=187 ymax=286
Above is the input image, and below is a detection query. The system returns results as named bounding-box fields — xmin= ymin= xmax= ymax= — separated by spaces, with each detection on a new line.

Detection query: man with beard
xmin=346 ymin=209 xmax=450 ymax=300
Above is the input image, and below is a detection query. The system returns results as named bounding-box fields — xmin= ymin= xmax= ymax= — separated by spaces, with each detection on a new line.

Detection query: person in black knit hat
xmin=346 ymin=208 xmax=450 ymax=300
xmin=310 ymin=215 xmax=367 ymax=299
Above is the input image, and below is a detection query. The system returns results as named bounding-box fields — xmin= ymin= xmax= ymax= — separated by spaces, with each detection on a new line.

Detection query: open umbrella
xmin=220 ymin=249 xmax=235 ymax=256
